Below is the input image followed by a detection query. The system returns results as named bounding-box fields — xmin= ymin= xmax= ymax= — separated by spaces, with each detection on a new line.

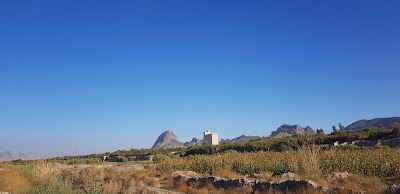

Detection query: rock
xmin=152 ymin=130 xmax=184 ymax=149
xmin=270 ymin=125 xmax=315 ymax=138
xmin=174 ymin=173 xmax=324 ymax=193
xmin=173 ymin=171 xmax=199 ymax=177
xmin=281 ymin=172 xmax=300 ymax=180
xmin=346 ymin=117 xmax=400 ymax=131
xmin=175 ymin=175 xmax=251 ymax=190
xmin=386 ymin=184 xmax=400 ymax=194
xmin=327 ymin=172 xmax=351 ymax=182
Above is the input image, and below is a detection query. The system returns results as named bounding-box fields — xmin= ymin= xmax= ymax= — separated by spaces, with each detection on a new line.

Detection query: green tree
xmin=392 ymin=127 xmax=400 ymax=137
xmin=339 ymin=123 xmax=345 ymax=131
xmin=332 ymin=126 xmax=337 ymax=132
xmin=316 ymin=128 xmax=325 ymax=135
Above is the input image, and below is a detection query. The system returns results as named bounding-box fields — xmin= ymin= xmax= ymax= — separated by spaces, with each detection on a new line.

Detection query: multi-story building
xmin=203 ymin=129 xmax=218 ymax=145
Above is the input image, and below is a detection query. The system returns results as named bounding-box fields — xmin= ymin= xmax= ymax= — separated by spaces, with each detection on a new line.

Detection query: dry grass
xmin=1 ymin=161 xmax=159 ymax=194
xmin=173 ymin=176 xmax=188 ymax=191
xmin=295 ymin=142 xmax=321 ymax=176
xmin=326 ymin=173 xmax=386 ymax=193
xmin=0 ymin=163 xmax=31 ymax=193
xmin=213 ymin=168 xmax=241 ymax=179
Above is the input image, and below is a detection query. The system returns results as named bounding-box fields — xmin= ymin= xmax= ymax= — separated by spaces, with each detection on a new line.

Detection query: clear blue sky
xmin=1 ymin=1 xmax=399 ymax=158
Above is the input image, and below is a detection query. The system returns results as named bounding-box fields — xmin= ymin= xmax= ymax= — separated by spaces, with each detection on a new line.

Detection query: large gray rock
xmin=174 ymin=173 xmax=326 ymax=193
xmin=151 ymin=130 xmax=184 ymax=149
xmin=269 ymin=125 xmax=315 ymax=138
xmin=346 ymin=117 xmax=400 ymax=131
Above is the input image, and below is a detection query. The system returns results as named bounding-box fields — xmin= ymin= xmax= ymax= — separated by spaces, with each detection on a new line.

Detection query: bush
xmin=153 ymin=154 xmax=171 ymax=163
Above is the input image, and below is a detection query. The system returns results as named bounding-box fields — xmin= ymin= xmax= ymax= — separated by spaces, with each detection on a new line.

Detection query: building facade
xmin=204 ymin=129 xmax=218 ymax=145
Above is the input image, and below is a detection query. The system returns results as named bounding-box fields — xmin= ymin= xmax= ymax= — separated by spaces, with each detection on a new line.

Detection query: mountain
xmin=151 ymin=130 xmax=184 ymax=149
xmin=345 ymin=117 xmax=400 ymax=131
xmin=269 ymin=125 xmax=315 ymax=138
xmin=220 ymin=135 xmax=262 ymax=143
xmin=0 ymin=151 xmax=28 ymax=162
xmin=183 ymin=137 xmax=203 ymax=147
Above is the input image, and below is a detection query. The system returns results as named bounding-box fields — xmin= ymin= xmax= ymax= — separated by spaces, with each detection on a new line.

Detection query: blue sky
xmin=1 ymin=1 xmax=399 ymax=158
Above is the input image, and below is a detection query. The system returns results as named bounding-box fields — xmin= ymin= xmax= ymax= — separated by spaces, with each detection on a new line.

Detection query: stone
xmin=386 ymin=184 xmax=400 ymax=194
xmin=281 ymin=172 xmax=300 ymax=180
xmin=327 ymin=172 xmax=351 ymax=182
xmin=270 ymin=124 xmax=315 ymax=138
xmin=152 ymin=130 xmax=184 ymax=149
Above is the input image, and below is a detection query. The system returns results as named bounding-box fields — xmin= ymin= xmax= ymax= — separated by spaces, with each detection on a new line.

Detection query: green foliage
xmin=116 ymin=156 xmax=128 ymax=163
xmin=152 ymin=154 xmax=172 ymax=163
xmin=316 ymin=128 xmax=325 ymax=135
xmin=8 ymin=159 xmax=32 ymax=165
xmin=158 ymin=148 xmax=400 ymax=177
xmin=46 ymin=126 xmax=400 ymax=166
xmin=339 ymin=123 xmax=345 ymax=131
xmin=392 ymin=127 xmax=400 ymax=137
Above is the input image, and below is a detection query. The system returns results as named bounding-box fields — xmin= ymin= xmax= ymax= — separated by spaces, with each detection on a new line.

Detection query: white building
xmin=204 ymin=130 xmax=218 ymax=145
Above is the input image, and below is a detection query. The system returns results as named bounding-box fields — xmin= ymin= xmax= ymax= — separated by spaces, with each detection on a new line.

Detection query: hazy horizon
xmin=1 ymin=1 xmax=399 ymax=159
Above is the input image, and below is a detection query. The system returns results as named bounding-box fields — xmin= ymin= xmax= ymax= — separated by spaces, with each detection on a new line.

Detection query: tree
xmin=392 ymin=127 xmax=400 ymax=137
xmin=332 ymin=126 xmax=337 ymax=132
xmin=339 ymin=123 xmax=345 ymax=131
xmin=316 ymin=128 xmax=325 ymax=135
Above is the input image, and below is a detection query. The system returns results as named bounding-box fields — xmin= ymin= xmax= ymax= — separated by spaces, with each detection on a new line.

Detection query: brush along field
xmin=1 ymin=148 xmax=400 ymax=193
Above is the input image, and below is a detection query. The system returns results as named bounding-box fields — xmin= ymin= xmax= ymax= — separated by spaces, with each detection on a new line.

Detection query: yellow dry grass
xmin=0 ymin=163 xmax=30 ymax=193
xmin=213 ymin=168 xmax=241 ymax=179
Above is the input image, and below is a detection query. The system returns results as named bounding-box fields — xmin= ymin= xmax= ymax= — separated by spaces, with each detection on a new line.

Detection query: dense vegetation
xmin=157 ymin=147 xmax=400 ymax=177
xmin=8 ymin=126 xmax=399 ymax=166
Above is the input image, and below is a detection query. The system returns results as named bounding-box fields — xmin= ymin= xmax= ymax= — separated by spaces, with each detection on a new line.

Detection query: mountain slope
xmin=0 ymin=151 xmax=28 ymax=162
xmin=269 ymin=125 xmax=315 ymax=138
xmin=183 ymin=137 xmax=203 ymax=147
xmin=220 ymin=135 xmax=261 ymax=143
xmin=346 ymin=117 xmax=400 ymax=131
xmin=151 ymin=130 xmax=184 ymax=149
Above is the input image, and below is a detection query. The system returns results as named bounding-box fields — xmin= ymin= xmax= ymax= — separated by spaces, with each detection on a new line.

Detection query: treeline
xmin=184 ymin=126 xmax=400 ymax=155
xmin=25 ymin=125 xmax=400 ymax=165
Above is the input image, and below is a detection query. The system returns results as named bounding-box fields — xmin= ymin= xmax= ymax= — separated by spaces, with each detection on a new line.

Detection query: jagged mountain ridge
xmin=345 ymin=117 xmax=400 ymax=131
xmin=153 ymin=117 xmax=400 ymax=149
xmin=269 ymin=124 xmax=315 ymax=138
xmin=183 ymin=137 xmax=203 ymax=147
xmin=220 ymin=135 xmax=261 ymax=143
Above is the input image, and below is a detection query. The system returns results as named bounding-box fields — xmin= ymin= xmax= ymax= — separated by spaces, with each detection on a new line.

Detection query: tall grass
xmin=17 ymin=161 xmax=159 ymax=194
xmin=157 ymin=148 xmax=400 ymax=177
xmin=21 ymin=161 xmax=74 ymax=194
xmin=295 ymin=144 xmax=321 ymax=176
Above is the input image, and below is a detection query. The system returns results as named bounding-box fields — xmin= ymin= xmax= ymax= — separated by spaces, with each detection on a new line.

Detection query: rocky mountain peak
xmin=151 ymin=130 xmax=184 ymax=149
xmin=269 ymin=124 xmax=315 ymax=138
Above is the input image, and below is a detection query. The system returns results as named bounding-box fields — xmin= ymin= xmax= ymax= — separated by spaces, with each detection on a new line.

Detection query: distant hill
xmin=345 ymin=117 xmax=400 ymax=131
xmin=183 ymin=137 xmax=203 ymax=147
xmin=269 ymin=125 xmax=315 ymax=138
xmin=220 ymin=135 xmax=261 ymax=143
xmin=0 ymin=151 xmax=28 ymax=162
xmin=151 ymin=130 xmax=184 ymax=149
